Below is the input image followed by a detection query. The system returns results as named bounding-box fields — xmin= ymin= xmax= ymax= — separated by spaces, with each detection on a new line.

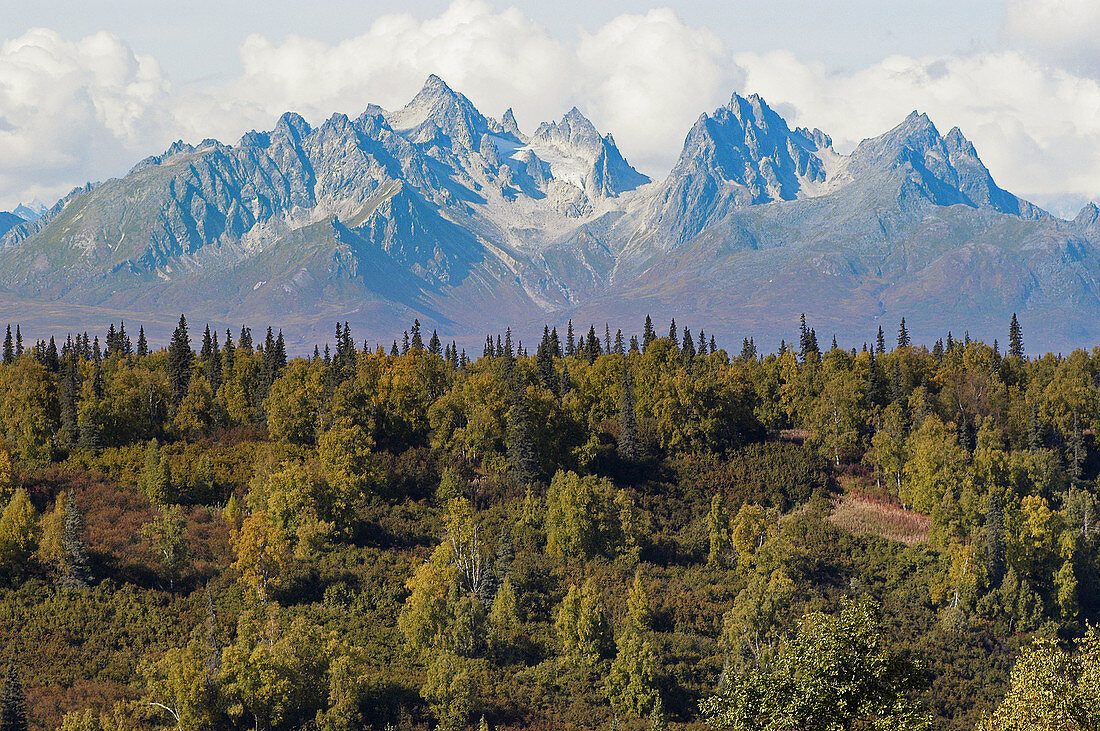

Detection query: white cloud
xmin=0 ymin=28 xmax=170 ymax=209
xmin=575 ymin=9 xmax=738 ymax=173
xmin=1005 ymin=0 xmax=1100 ymax=73
xmin=735 ymin=49 xmax=1100 ymax=214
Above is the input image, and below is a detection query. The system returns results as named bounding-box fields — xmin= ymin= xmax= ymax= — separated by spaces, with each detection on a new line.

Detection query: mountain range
xmin=1 ymin=74 xmax=1097 ymax=352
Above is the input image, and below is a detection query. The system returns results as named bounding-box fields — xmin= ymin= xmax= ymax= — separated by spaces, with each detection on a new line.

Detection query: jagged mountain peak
xmin=1077 ymin=201 xmax=1099 ymax=223
xmin=274 ymin=111 xmax=312 ymax=142
xmin=850 ymin=109 xmax=1046 ymax=219
xmin=13 ymin=201 xmax=46 ymax=221
xmin=651 ymin=89 xmax=831 ymax=237
xmin=499 ymin=108 xmax=522 ymax=138
xmin=532 ymin=106 xmax=603 ymax=158
xmin=387 ymin=74 xmax=490 ymax=149
xmin=520 ymin=105 xmax=648 ymax=198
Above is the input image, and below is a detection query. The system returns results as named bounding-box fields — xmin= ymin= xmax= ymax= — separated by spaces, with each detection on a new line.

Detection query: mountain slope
xmin=0 ymin=76 xmax=1096 ymax=352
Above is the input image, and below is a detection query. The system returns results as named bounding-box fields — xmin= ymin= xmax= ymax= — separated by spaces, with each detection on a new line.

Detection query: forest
xmin=0 ymin=311 xmax=1098 ymax=730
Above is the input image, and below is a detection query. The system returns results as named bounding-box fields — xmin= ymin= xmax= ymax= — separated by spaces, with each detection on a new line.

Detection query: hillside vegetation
xmin=0 ymin=314 xmax=1097 ymax=730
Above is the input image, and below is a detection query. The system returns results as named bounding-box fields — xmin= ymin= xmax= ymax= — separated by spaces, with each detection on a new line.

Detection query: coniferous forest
xmin=0 ymin=312 xmax=1098 ymax=730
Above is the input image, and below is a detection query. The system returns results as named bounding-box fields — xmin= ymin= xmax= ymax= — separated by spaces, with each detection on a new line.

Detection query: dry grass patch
xmin=828 ymin=491 xmax=931 ymax=545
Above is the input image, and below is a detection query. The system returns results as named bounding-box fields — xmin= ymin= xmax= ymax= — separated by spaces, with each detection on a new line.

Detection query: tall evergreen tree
xmin=566 ymin=321 xmax=576 ymax=357
xmin=45 ymin=337 xmax=58 ymax=373
xmin=643 ymin=315 xmax=656 ymax=350
xmin=137 ymin=326 xmax=149 ymax=357
xmin=668 ymin=318 xmax=678 ymax=346
xmin=585 ymin=326 xmax=600 ymax=363
xmin=206 ymin=330 xmax=222 ymax=391
xmin=1008 ymin=313 xmax=1024 ymax=358
xmin=222 ymin=329 xmax=236 ymax=374
xmin=119 ymin=321 xmax=131 ymax=356
xmin=14 ymin=327 xmax=21 ymax=358
xmin=537 ymin=327 xmax=555 ymax=389
xmin=166 ymin=315 xmax=193 ymax=405
xmin=2 ymin=326 xmax=12 ymax=366
xmin=896 ymin=318 xmax=911 ymax=349
xmin=615 ymin=329 xmax=624 ymax=355
xmin=60 ymin=492 xmax=91 ymax=589
xmin=682 ymin=327 xmax=695 ymax=364
xmin=429 ymin=329 xmax=442 ymax=356
xmin=239 ymin=326 xmax=253 ymax=352
xmin=876 ymin=326 xmax=886 ymax=354
xmin=507 ymin=382 xmax=538 ymax=485
xmin=0 ymin=662 xmax=28 ymax=731
xmin=411 ymin=319 xmax=424 ymax=351
xmin=273 ymin=330 xmax=287 ymax=373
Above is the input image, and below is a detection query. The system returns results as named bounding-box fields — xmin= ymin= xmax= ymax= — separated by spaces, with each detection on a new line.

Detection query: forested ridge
xmin=0 ymin=312 xmax=1097 ymax=730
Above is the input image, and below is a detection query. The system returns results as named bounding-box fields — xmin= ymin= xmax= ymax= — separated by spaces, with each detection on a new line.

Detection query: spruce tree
xmin=507 ymin=383 xmax=538 ymax=485
xmin=629 ymin=335 xmax=640 ymax=353
xmin=876 ymin=326 xmax=886 ymax=354
xmin=273 ymin=330 xmax=287 ymax=373
xmin=1008 ymin=313 xmax=1024 ymax=358
xmin=119 ymin=321 xmax=131 ymax=356
xmin=166 ymin=315 xmax=193 ymax=405
xmin=896 ymin=318 xmax=910 ymax=349
xmin=200 ymin=325 xmax=213 ymax=367
xmin=223 ymin=329 xmax=236 ymax=374
xmin=13 ymin=327 xmax=21 ymax=358
xmin=60 ymin=492 xmax=91 ymax=589
xmin=411 ymin=319 xmax=424 ymax=351
xmin=429 ymin=330 xmax=442 ymax=356
xmin=45 ymin=337 xmax=58 ymax=373
xmin=2 ymin=326 xmax=12 ymax=366
xmin=537 ymin=327 xmax=555 ymax=389
xmin=137 ymin=326 xmax=149 ymax=357
xmin=585 ymin=326 xmax=600 ymax=363
xmin=0 ymin=662 xmax=28 ymax=731
xmin=566 ymin=321 xmax=576 ymax=357
xmin=668 ymin=318 xmax=677 ymax=346
xmin=643 ymin=315 xmax=656 ymax=350
xmin=682 ymin=327 xmax=695 ymax=364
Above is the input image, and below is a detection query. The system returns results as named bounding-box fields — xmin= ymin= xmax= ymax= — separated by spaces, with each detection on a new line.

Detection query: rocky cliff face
xmin=1 ymin=75 xmax=1097 ymax=352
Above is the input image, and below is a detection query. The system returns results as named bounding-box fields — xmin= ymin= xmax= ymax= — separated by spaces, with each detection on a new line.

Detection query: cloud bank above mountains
xmin=2 ymin=0 xmax=1100 ymax=217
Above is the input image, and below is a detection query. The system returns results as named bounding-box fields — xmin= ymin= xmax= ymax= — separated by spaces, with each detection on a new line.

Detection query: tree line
xmin=0 ymin=310 xmax=1097 ymax=729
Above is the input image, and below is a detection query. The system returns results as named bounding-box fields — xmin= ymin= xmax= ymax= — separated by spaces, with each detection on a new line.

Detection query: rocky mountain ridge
xmin=1 ymin=75 xmax=1097 ymax=352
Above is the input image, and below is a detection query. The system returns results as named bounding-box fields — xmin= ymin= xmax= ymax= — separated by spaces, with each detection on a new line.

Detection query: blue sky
xmin=2 ymin=0 xmax=1099 ymax=216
